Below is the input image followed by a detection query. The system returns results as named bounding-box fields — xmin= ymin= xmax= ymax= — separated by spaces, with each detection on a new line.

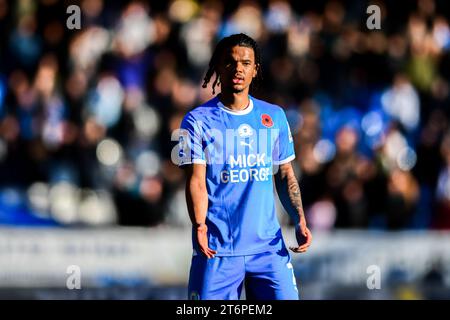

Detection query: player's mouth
xmin=232 ymin=76 xmax=244 ymax=84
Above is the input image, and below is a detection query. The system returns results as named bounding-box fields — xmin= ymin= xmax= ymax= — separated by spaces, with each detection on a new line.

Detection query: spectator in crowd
xmin=0 ymin=0 xmax=449 ymax=230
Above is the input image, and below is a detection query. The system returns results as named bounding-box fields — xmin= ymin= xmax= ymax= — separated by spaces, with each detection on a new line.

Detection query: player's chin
xmin=231 ymin=85 xmax=246 ymax=93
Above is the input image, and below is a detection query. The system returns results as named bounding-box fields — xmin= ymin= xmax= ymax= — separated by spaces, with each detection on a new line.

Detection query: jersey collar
xmin=217 ymin=97 xmax=254 ymax=115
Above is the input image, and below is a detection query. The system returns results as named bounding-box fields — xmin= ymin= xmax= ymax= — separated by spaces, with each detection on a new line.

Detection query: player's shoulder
xmin=183 ymin=96 xmax=219 ymax=121
xmin=251 ymin=96 xmax=286 ymax=116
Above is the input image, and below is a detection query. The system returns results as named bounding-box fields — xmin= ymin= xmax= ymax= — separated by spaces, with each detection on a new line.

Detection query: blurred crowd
xmin=0 ymin=0 xmax=450 ymax=230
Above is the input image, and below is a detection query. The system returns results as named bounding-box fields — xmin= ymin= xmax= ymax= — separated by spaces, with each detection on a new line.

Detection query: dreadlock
xmin=202 ymin=33 xmax=263 ymax=95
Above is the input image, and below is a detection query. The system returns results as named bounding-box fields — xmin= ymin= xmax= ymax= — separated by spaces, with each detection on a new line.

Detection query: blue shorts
xmin=188 ymin=248 xmax=299 ymax=300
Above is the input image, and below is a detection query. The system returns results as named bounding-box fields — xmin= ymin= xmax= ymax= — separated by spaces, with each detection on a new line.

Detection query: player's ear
xmin=253 ymin=63 xmax=259 ymax=78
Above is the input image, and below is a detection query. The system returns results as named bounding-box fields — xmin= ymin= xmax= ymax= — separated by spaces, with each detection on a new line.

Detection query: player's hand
xmin=196 ymin=223 xmax=217 ymax=258
xmin=289 ymin=220 xmax=312 ymax=253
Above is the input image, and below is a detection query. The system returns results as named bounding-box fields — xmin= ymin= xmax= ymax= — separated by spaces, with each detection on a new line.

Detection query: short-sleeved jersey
xmin=178 ymin=95 xmax=295 ymax=256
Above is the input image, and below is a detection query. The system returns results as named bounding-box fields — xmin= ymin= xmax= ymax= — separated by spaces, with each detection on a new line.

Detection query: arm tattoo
xmin=275 ymin=164 xmax=306 ymax=225
xmin=287 ymin=175 xmax=305 ymax=221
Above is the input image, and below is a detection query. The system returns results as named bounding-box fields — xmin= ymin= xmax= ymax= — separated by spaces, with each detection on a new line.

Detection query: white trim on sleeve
xmin=273 ymin=154 xmax=296 ymax=165
xmin=179 ymin=159 xmax=207 ymax=166
xmin=192 ymin=159 xmax=207 ymax=165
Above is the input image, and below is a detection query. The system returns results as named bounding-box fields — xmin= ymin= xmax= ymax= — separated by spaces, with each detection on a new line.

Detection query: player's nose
xmin=235 ymin=62 xmax=245 ymax=73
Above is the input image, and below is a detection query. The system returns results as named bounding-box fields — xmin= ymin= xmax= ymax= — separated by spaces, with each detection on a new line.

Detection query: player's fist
xmin=289 ymin=221 xmax=312 ymax=253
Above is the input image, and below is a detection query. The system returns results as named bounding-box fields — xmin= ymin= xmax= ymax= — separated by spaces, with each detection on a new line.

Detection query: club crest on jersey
xmin=261 ymin=114 xmax=273 ymax=127
xmin=238 ymin=124 xmax=253 ymax=137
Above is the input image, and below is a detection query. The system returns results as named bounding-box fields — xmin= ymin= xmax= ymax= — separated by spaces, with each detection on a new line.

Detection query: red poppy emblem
xmin=261 ymin=114 xmax=273 ymax=127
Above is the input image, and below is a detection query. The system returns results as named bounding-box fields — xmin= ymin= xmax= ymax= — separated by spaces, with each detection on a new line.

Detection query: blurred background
xmin=0 ymin=0 xmax=450 ymax=299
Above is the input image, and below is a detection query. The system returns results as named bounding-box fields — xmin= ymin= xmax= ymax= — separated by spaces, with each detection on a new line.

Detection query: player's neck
xmin=218 ymin=92 xmax=250 ymax=111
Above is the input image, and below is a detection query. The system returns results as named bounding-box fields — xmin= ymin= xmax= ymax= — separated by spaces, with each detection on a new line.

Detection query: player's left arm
xmin=274 ymin=162 xmax=312 ymax=253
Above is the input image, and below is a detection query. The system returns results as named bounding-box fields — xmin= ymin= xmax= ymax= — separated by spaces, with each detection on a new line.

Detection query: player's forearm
xmin=185 ymin=176 xmax=209 ymax=226
xmin=275 ymin=163 xmax=306 ymax=226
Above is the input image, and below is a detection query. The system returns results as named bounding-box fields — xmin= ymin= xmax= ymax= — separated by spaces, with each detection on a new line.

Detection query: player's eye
xmin=224 ymin=59 xmax=235 ymax=67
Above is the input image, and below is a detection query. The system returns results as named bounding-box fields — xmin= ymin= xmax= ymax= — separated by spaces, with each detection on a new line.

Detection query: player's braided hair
xmin=202 ymin=33 xmax=262 ymax=95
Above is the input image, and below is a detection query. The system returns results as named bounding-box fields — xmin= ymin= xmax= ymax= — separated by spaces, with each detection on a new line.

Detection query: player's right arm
xmin=185 ymin=163 xmax=217 ymax=258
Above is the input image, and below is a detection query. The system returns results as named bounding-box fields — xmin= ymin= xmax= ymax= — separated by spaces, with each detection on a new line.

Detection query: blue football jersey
xmin=178 ymin=95 xmax=295 ymax=256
